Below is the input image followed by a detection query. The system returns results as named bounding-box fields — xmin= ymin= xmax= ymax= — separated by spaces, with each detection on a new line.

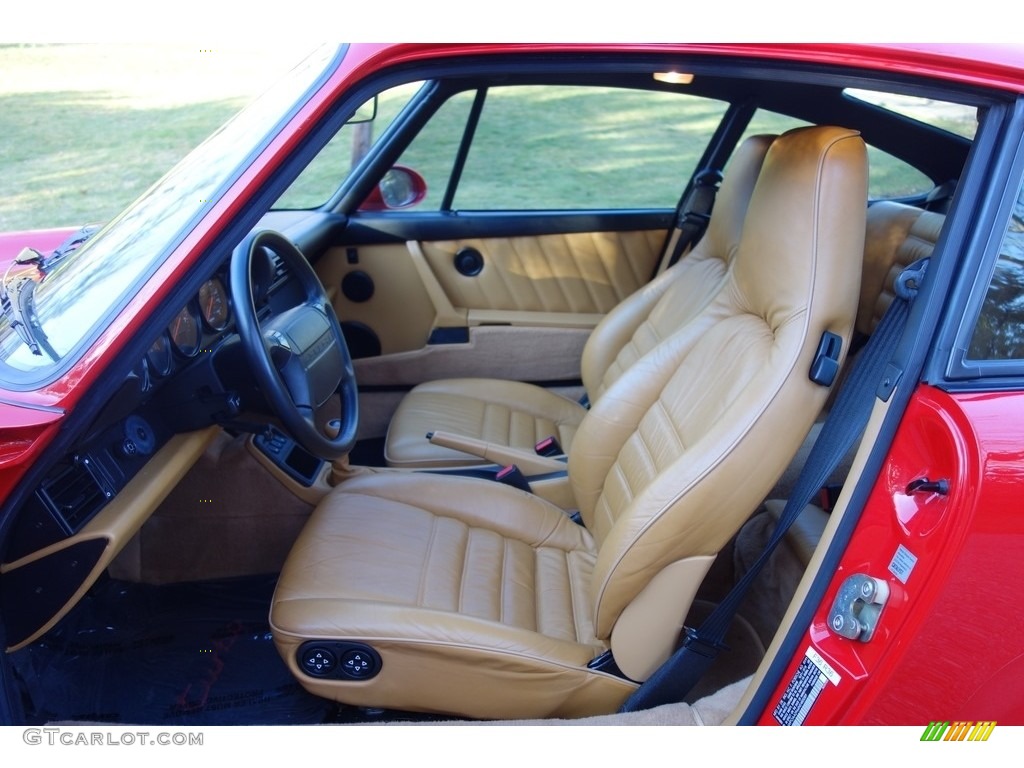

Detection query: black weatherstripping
xmin=941 ymin=100 xmax=1024 ymax=384
xmin=343 ymin=209 xmax=675 ymax=245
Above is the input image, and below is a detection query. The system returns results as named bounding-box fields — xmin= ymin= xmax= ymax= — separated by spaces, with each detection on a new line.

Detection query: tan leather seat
xmin=270 ymin=126 xmax=867 ymax=719
xmin=858 ymin=200 xmax=945 ymax=337
xmin=383 ymin=134 xmax=776 ymax=469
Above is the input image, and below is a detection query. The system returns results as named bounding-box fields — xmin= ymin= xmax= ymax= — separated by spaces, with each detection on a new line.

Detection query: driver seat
xmin=269 ymin=126 xmax=867 ymax=719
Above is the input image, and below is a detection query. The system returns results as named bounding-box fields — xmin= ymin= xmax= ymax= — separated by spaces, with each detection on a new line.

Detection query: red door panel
xmin=759 ymin=384 xmax=1024 ymax=725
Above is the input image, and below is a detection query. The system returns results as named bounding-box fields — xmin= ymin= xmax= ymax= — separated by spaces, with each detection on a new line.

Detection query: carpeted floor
xmin=10 ymin=576 xmax=761 ymax=726
xmin=10 ymin=575 xmax=334 ymax=725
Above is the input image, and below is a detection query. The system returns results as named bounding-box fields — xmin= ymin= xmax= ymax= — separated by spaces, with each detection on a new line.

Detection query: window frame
xmin=941 ymin=97 xmax=1024 ymax=383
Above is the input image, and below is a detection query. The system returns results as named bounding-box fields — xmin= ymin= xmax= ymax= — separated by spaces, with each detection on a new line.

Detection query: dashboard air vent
xmin=38 ymin=461 xmax=108 ymax=533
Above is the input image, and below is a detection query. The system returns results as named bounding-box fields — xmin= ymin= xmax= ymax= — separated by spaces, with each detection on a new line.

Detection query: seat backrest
xmin=580 ymin=134 xmax=775 ymax=402
xmin=567 ymin=126 xmax=868 ymax=680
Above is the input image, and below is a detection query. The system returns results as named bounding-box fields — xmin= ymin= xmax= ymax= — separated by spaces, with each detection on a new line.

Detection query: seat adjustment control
xmin=297 ymin=641 xmax=382 ymax=680
xmin=301 ymin=647 xmax=338 ymax=676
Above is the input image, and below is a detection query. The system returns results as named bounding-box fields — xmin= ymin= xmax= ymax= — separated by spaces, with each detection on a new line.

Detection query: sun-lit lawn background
xmin=0 ymin=44 xmax=311 ymax=231
xmin=1 ymin=44 xmax=976 ymax=234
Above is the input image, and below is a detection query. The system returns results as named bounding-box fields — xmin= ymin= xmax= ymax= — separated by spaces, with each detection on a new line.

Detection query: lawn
xmin=2 ymin=45 xmax=976 ymax=232
xmin=0 ymin=44 xmax=309 ymax=232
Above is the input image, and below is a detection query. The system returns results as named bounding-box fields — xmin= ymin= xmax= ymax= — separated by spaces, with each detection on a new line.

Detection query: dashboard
xmin=0 ymin=238 xmax=304 ymax=650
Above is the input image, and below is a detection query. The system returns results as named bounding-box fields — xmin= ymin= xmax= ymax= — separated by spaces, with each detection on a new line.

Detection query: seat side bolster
xmin=610 ymin=555 xmax=716 ymax=681
xmin=580 ymin=270 xmax=680 ymax=396
xmin=581 ymin=134 xmax=774 ymax=401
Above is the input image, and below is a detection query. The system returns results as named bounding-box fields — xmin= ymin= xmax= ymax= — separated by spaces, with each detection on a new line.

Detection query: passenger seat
xmin=382 ymin=135 xmax=777 ymax=469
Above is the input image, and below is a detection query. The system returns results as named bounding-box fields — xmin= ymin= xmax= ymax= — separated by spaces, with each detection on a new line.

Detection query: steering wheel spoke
xmin=231 ymin=230 xmax=359 ymax=460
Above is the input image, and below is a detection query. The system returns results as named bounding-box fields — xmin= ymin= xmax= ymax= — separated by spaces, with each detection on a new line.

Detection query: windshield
xmin=0 ymin=45 xmax=339 ymax=387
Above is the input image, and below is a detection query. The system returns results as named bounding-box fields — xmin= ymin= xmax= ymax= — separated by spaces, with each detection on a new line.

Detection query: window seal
xmin=941 ymin=97 xmax=1024 ymax=383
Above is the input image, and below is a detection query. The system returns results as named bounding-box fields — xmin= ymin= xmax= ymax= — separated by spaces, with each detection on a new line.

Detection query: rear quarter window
xmin=740 ymin=108 xmax=933 ymax=199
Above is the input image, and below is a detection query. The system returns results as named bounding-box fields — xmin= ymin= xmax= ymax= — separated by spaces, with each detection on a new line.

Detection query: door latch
xmin=827 ymin=573 xmax=890 ymax=642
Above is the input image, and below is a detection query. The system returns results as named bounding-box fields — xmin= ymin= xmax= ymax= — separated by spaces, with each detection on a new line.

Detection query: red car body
xmin=2 ymin=43 xmax=1024 ymax=727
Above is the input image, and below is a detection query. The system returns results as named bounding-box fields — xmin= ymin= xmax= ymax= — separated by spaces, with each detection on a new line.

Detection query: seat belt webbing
xmin=658 ymin=169 xmax=723 ymax=275
xmin=619 ymin=259 xmax=928 ymax=712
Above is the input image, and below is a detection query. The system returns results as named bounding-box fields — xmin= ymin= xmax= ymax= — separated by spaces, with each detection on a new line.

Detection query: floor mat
xmin=10 ymin=575 xmax=334 ymax=725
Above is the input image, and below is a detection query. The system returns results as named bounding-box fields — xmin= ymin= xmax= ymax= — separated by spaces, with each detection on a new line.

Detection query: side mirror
xmin=346 ymin=95 xmax=378 ymax=124
xmin=359 ymin=166 xmax=427 ymax=211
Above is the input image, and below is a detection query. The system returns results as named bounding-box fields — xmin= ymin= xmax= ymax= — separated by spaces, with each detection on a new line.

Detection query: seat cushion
xmin=384 ymin=378 xmax=588 ymax=468
xmin=270 ymin=472 xmax=637 ymax=719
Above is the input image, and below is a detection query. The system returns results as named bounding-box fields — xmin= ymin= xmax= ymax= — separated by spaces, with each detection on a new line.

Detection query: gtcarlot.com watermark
xmin=23 ymin=728 xmax=203 ymax=747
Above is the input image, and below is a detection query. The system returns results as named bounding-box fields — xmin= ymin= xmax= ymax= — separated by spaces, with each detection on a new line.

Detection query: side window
xmin=864 ymin=146 xmax=933 ymax=199
xmin=845 ymin=89 xmax=977 ymax=199
xmin=739 ymin=109 xmax=810 ymax=141
xmin=399 ymin=85 xmax=728 ymax=211
xmin=393 ymin=90 xmax=475 ymax=209
xmin=967 ymin=181 xmax=1024 ymax=360
xmin=274 ymin=82 xmax=425 ymax=209
xmin=740 ymin=108 xmax=932 ymax=199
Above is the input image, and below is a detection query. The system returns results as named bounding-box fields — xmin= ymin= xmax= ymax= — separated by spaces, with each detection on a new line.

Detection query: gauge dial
xmin=146 ymin=333 xmax=174 ymax=377
xmin=168 ymin=304 xmax=201 ymax=357
xmin=131 ymin=357 xmax=152 ymax=394
xmin=199 ymin=277 xmax=230 ymax=332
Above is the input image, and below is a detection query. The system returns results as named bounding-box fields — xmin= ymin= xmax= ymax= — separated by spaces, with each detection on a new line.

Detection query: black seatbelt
xmin=619 ymin=258 xmax=929 ymax=712
xmin=657 ymin=169 xmax=724 ymax=275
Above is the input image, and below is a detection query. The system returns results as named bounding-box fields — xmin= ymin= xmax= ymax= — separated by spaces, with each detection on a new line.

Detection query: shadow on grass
xmin=0 ymin=91 xmax=247 ymax=231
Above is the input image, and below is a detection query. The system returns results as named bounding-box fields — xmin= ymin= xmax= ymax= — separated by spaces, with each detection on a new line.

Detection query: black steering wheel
xmin=230 ymin=229 xmax=358 ymax=460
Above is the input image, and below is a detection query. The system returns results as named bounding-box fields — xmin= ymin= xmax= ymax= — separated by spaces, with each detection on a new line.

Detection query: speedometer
xmin=199 ymin=277 xmax=230 ymax=331
xmin=168 ymin=304 xmax=201 ymax=357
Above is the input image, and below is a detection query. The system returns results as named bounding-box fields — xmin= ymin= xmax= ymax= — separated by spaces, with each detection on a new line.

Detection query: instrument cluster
xmin=136 ymin=275 xmax=233 ymax=392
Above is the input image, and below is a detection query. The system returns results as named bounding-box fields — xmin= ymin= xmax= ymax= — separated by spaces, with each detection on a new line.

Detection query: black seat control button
xmin=297 ymin=640 xmax=382 ymax=681
xmin=302 ymin=647 xmax=338 ymax=676
xmin=341 ymin=650 xmax=375 ymax=678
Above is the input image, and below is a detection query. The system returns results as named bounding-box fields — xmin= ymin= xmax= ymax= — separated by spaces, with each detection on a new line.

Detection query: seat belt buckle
xmin=495 ymin=464 xmax=531 ymax=493
xmin=535 ymin=435 xmax=563 ymax=457
xmin=682 ymin=626 xmax=729 ymax=658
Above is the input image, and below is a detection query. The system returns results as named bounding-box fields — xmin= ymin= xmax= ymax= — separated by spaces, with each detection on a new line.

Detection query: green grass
xmin=2 ymin=45 xmax=976 ymax=231
xmin=0 ymin=44 xmax=308 ymax=231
